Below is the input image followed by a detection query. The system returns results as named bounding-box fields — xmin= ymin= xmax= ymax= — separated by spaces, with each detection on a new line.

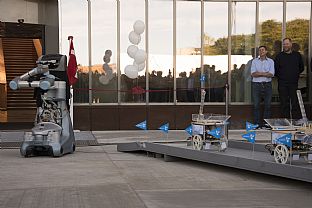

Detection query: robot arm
xmin=19 ymin=64 xmax=49 ymax=80
xmin=9 ymin=63 xmax=55 ymax=90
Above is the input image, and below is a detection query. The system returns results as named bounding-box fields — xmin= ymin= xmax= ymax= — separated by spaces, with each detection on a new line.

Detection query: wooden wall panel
xmin=229 ymin=105 xmax=253 ymax=128
xmin=92 ymin=106 xmax=119 ymax=131
xmin=73 ymin=104 xmax=312 ymax=131
xmin=175 ymin=105 xmax=197 ymax=129
xmin=148 ymin=106 xmax=176 ymax=130
xmin=119 ymin=106 xmax=147 ymax=130
xmin=73 ymin=106 xmax=90 ymax=131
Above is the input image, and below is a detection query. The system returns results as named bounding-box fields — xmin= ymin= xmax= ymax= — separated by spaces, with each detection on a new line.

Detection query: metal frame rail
xmin=117 ymin=141 xmax=312 ymax=183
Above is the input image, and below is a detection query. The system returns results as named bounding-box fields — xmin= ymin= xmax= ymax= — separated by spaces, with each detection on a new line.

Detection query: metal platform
xmin=117 ymin=141 xmax=312 ymax=183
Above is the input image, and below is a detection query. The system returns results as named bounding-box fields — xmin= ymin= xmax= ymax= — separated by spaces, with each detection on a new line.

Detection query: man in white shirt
xmin=251 ymin=46 xmax=275 ymax=128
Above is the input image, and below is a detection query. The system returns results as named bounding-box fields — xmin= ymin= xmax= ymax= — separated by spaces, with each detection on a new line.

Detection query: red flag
xmin=67 ymin=36 xmax=78 ymax=85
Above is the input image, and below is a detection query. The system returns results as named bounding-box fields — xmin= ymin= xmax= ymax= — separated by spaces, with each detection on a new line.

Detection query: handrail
xmin=33 ymin=39 xmax=42 ymax=57
xmin=0 ymin=38 xmax=6 ymax=84
xmin=0 ymin=38 xmax=7 ymax=110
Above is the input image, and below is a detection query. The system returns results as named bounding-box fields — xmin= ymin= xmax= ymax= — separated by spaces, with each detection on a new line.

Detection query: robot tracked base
xmin=21 ymin=122 xmax=75 ymax=157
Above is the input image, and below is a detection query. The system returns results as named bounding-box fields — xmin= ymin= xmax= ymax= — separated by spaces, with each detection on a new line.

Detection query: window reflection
xmin=231 ymin=2 xmax=255 ymax=103
xmin=91 ymin=0 xmax=117 ymax=103
xmin=176 ymin=0 xmax=201 ymax=102
xmin=204 ymin=2 xmax=228 ymax=102
xmin=286 ymin=2 xmax=310 ymax=102
xmin=60 ymin=0 xmax=312 ymax=105
xmin=259 ymin=2 xmax=283 ymax=102
xmin=120 ymin=0 xmax=145 ymax=103
xmin=60 ymin=0 xmax=88 ymax=103
xmin=149 ymin=0 xmax=173 ymax=103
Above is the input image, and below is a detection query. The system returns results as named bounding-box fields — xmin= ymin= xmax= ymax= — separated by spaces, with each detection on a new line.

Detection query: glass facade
xmin=176 ymin=0 xmax=201 ymax=102
xmin=59 ymin=0 xmax=312 ymax=106
xmin=120 ymin=0 xmax=146 ymax=103
xmin=149 ymin=0 xmax=173 ymax=103
xmin=286 ymin=2 xmax=310 ymax=102
xmin=91 ymin=0 xmax=118 ymax=103
xmin=204 ymin=2 xmax=228 ymax=103
xmin=231 ymin=2 xmax=255 ymax=103
xmin=259 ymin=2 xmax=283 ymax=102
xmin=60 ymin=0 xmax=89 ymax=103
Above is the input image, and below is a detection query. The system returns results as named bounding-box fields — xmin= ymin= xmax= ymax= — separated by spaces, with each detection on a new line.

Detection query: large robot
xmin=9 ymin=54 xmax=75 ymax=157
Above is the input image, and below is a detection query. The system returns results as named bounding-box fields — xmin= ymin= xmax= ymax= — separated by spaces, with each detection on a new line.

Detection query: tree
xmin=203 ymin=18 xmax=309 ymax=56
xmin=286 ymin=19 xmax=309 ymax=53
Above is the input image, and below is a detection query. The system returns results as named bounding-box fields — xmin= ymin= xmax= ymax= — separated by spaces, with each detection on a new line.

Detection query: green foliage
xmin=259 ymin=19 xmax=282 ymax=55
xmin=204 ymin=18 xmax=309 ymax=56
xmin=286 ymin=19 xmax=309 ymax=52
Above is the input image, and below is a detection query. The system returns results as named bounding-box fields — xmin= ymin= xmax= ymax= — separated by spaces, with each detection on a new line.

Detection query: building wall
xmin=73 ymin=104 xmax=312 ymax=130
xmin=66 ymin=0 xmax=312 ymax=130
xmin=0 ymin=0 xmax=59 ymax=54
xmin=1 ymin=0 xmax=311 ymax=130
xmin=38 ymin=0 xmax=59 ymax=54
xmin=0 ymin=0 xmax=39 ymax=24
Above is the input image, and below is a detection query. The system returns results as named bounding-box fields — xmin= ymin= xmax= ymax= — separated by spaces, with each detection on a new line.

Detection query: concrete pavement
xmin=0 ymin=130 xmax=311 ymax=208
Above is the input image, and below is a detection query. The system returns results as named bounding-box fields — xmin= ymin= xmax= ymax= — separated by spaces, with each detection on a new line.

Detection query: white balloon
xmin=103 ymin=63 xmax=110 ymax=71
xmin=99 ymin=75 xmax=109 ymax=85
xmin=134 ymin=49 xmax=146 ymax=64
xmin=105 ymin=49 xmax=112 ymax=57
xmin=124 ymin=65 xmax=139 ymax=79
xmin=127 ymin=45 xmax=139 ymax=58
xmin=129 ymin=31 xmax=141 ymax=45
xmin=133 ymin=61 xmax=145 ymax=72
xmin=103 ymin=55 xmax=110 ymax=63
xmin=133 ymin=20 xmax=145 ymax=35
xmin=103 ymin=63 xmax=113 ymax=80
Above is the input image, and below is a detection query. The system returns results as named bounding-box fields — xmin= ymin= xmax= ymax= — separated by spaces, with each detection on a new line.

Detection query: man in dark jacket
xmin=274 ymin=38 xmax=304 ymax=119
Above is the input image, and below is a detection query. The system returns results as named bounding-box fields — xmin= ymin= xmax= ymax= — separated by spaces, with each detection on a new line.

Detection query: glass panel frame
xmin=91 ymin=0 xmax=118 ymax=104
xmin=230 ymin=1 xmax=256 ymax=103
xmin=149 ymin=0 xmax=174 ymax=103
xmin=204 ymin=1 xmax=229 ymax=103
xmin=259 ymin=1 xmax=283 ymax=103
xmin=60 ymin=0 xmax=89 ymax=104
xmin=59 ymin=0 xmax=312 ymax=106
xmin=120 ymin=0 xmax=146 ymax=103
xmin=286 ymin=2 xmax=310 ymax=102
xmin=176 ymin=0 xmax=201 ymax=103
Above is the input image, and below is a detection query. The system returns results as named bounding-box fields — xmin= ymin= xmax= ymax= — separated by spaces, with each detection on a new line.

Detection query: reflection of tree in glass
xmin=203 ymin=19 xmax=308 ymax=56
xmin=74 ymin=70 xmax=89 ymax=103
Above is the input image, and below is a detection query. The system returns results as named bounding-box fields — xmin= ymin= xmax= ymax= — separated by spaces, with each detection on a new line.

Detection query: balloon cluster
xmin=125 ymin=20 xmax=146 ymax=79
xmin=99 ymin=49 xmax=113 ymax=85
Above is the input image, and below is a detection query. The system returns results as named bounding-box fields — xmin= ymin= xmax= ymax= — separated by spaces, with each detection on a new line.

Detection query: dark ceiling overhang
xmin=0 ymin=22 xmax=45 ymax=39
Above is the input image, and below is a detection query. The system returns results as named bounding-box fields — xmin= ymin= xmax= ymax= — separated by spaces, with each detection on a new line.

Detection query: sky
xmin=59 ymin=0 xmax=310 ymax=74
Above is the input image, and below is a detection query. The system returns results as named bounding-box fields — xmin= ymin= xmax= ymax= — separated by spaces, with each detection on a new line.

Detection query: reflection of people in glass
xmin=177 ymin=72 xmax=188 ymax=102
xmin=165 ymin=69 xmax=173 ymax=102
xmin=292 ymin=43 xmax=300 ymax=52
xmin=251 ymin=46 xmax=274 ymax=128
xmin=231 ymin=64 xmax=244 ymax=102
xmin=155 ymin=71 xmax=164 ymax=102
xmin=238 ymin=64 xmax=245 ymax=101
xmin=187 ymin=72 xmax=195 ymax=102
xmin=271 ymin=40 xmax=282 ymax=59
xmin=274 ymin=38 xmax=304 ymax=119
xmin=213 ymin=69 xmax=225 ymax=102
xmin=194 ymin=68 xmax=201 ymax=102
xmin=244 ymin=48 xmax=257 ymax=103
xmin=149 ymin=70 xmax=157 ymax=102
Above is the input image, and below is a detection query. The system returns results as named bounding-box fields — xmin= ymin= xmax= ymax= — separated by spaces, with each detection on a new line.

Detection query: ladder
xmin=199 ymin=89 xmax=206 ymax=115
xmin=296 ymin=89 xmax=308 ymax=124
